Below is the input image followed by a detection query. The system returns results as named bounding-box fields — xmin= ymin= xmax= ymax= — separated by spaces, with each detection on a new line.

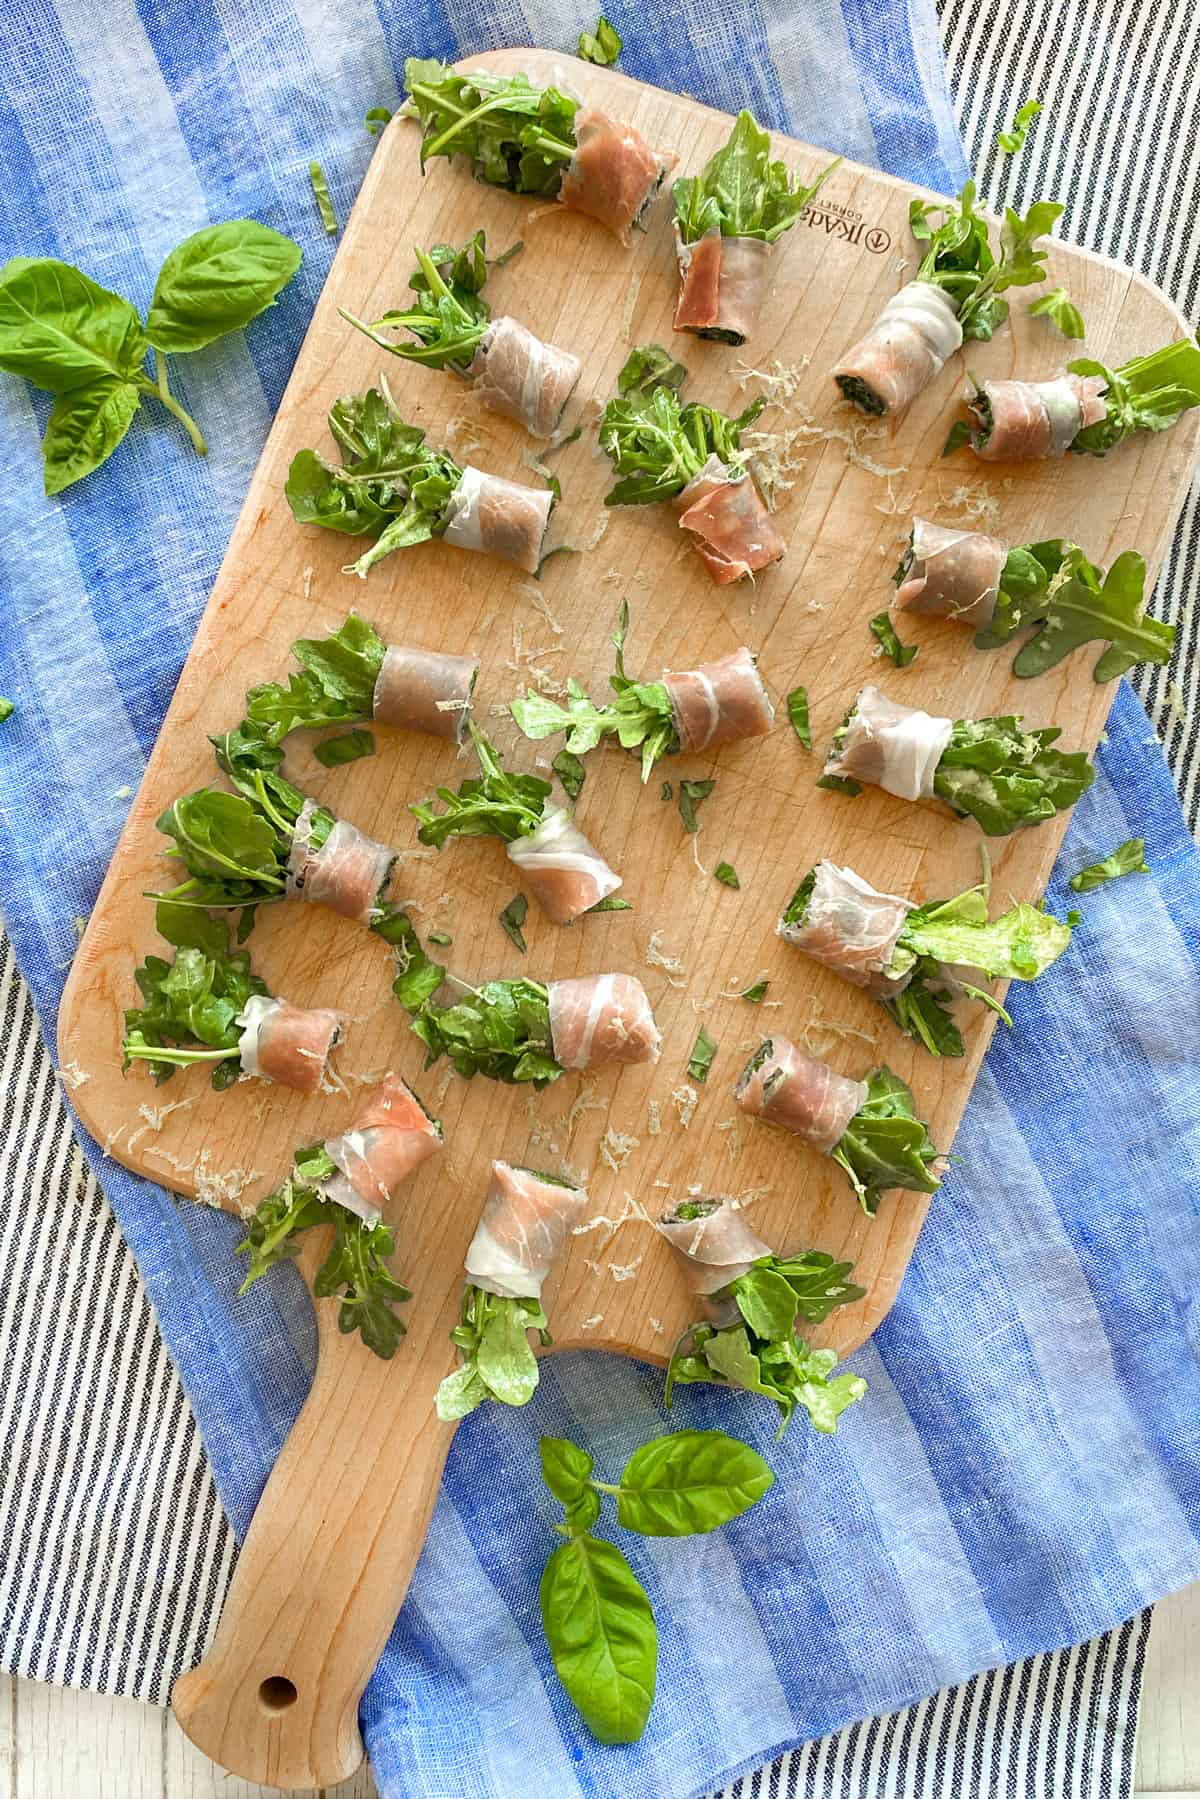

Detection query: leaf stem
xmin=141 ymin=354 xmax=208 ymax=456
xmin=589 ymin=1479 xmax=621 ymax=1496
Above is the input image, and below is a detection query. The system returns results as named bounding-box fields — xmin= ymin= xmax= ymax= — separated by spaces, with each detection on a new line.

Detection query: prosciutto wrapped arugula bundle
xmin=286 ymin=382 xmax=554 ymax=578
xmin=413 ymin=973 xmax=659 ymax=1088
xmin=437 ymin=1162 xmax=589 ymax=1421
xmin=833 ymin=181 xmax=1060 ymax=418
xmin=671 ymin=111 xmax=839 ymax=346
xmin=412 ymin=724 xmax=622 ymax=924
xmin=954 ymin=338 xmax=1200 ymax=461
xmin=247 ymin=612 xmax=478 ymax=748
xmin=123 ymin=902 xmax=346 ymax=1092
xmin=736 ymin=1040 xmax=943 ymax=1214
xmin=342 ymin=232 xmax=581 ymax=440
xmin=895 ymin=523 xmax=1172 ymax=680
xmin=401 ymin=59 xmax=674 ymax=243
xmin=512 ymin=602 xmax=773 ymax=781
xmin=660 ymin=1197 xmax=867 ymax=1435
xmin=779 ymin=860 xmax=1074 ymax=1056
xmin=599 ymin=346 xmax=782 ymax=583
xmin=236 ymin=1074 xmax=443 ymax=1358
xmin=820 ymin=684 xmax=1094 ymax=836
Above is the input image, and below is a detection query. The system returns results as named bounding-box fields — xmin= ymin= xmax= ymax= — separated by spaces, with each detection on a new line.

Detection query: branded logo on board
xmin=806 ymin=201 xmax=892 ymax=253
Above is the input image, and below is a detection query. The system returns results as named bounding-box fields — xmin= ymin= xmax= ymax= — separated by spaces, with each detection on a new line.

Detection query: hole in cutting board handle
xmin=258 ymin=1675 xmax=299 ymax=1713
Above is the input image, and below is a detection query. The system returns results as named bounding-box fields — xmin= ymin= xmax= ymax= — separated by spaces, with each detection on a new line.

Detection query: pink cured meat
xmin=464 ymin=1161 xmax=589 ymax=1301
xmin=832 ymin=281 xmax=963 ymax=417
xmin=506 ymin=807 xmax=622 ymax=924
xmin=968 ymin=373 xmax=1109 ymax=461
xmin=371 ymin=645 xmax=478 ymax=742
xmin=547 ymin=974 xmax=660 ymax=1070
xmin=442 ymin=467 xmax=554 ymax=573
xmin=321 ymin=1074 xmax=443 ymax=1224
xmin=469 ymin=317 xmax=582 ymax=439
xmin=662 ymin=646 xmax=775 ymax=753
xmin=778 ymin=861 xmax=912 ymax=998
xmin=672 ymin=227 xmax=772 ymax=344
xmin=677 ymin=474 xmax=786 ymax=585
xmin=894 ymin=517 xmax=1007 ymax=628
xmin=657 ymin=1198 xmax=772 ymax=1299
xmin=559 ymin=108 xmax=675 ymax=245
xmin=237 ymin=994 xmax=346 ymax=1094
xmin=823 ymin=685 xmax=954 ymax=803
xmin=287 ymin=802 xmax=397 ymax=924
xmin=735 ymin=1037 xmax=868 ymax=1154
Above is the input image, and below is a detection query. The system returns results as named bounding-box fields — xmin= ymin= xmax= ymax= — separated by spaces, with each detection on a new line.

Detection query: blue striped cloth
xmin=1 ymin=3 xmax=1197 ymax=1795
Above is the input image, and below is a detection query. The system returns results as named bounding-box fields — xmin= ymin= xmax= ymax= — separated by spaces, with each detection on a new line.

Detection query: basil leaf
xmin=678 ymin=778 xmax=715 ymax=833
xmin=309 ymin=162 xmax=338 ymax=235
xmin=313 ymin=728 xmax=374 ymax=767
xmin=731 ymin=1267 xmax=799 ymax=1340
xmin=499 ymin=893 xmax=529 ymax=953
xmin=617 ymin=344 xmax=687 ymax=395
xmin=146 ymin=221 xmax=302 ymax=353
xmin=1068 ymin=837 xmax=1149 ymax=892
xmin=714 ymin=861 xmax=740 ymax=889
xmin=586 ymin=895 xmax=632 ymax=913
xmin=739 ymin=979 xmax=769 ymax=1003
xmin=539 ymin=1435 xmax=594 ymax=1506
xmin=687 ymin=1025 xmax=717 ymax=1084
xmin=614 ymin=1429 xmax=773 ymax=1535
xmin=428 ymin=931 xmax=452 ymax=946
xmin=942 ymin=419 xmax=971 ymax=457
xmin=552 ymin=747 xmax=586 ymax=800
xmin=41 ymin=378 xmax=141 ymax=495
xmin=1027 ymin=285 xmax=1084 ymax=339
xmin=660 ymin=782 xmax=673 ymax=801
xmin=816 ymin=772 xmax=863 ymax=796
xmin=997 ymin=98 xmax=1042 ymax=154
xmin=786 ymin=685 xmax=811 ymax=750
xmin=869 ymin=611 xmax=919 ymax=668
xmin=577 ymin=15 xmax=622 ymax=64
xmin=539 ymin=1534 xmax=656 ymax=1744
xmin=0 ymin=260 xmax=147 ymax=394
xmin=365 ymin=106 xmax=393 ymax=135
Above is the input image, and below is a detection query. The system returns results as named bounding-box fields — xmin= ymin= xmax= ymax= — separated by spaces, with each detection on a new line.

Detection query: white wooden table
xmin=3 ymin=1582 xmax=1197 ymax=1796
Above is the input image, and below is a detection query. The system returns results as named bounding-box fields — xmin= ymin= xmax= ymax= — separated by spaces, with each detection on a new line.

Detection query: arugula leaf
xmin=882 ymin=968 xmax=966 ymax=1058
xmin=612 ymin=1431 xmax=772 ymax=1535
xmin=539 ymin=1531 xmax=656 ymax=1744
xmin=977 ymin=543 xmax=1174 ymax=681
xmin=122 ymin=906 xmax=266 ymax=1086
xmin=313 ymin=728 xmax=374 ymax=767
xmin=310 ymin=162 xmax=338 ymax=234
xmin=997 ymin=98 xmax=1042 ymax=154
xmin=577 ymin=15 xmax=622 ymax=63
xmin=786 ymin=685 xmax=811 ymax=750
xmin=673 ymin=110 xmax=840 ymax=245
xmin=247 ymin=613 xmax=387 ymax=744
xmin=0 ymin=700 xmax=12 ymax=724
xmin=412 ymin=723 xmax=552 ymax=848
xmin=661 ymin=782 xmax=673 ymax=801
xmin=599 ymin=346 xmax=766 ymax=505
xmin=428 ymin=931 xmax=453 ymax=946
xmin=869 ymin=611 xmax=918 ymax=668
xmin=932 ymin=713 xmax=1095 ymax=835
xmin=830 ymin=1067 xmax=942 ymax=1214
xmin=402 ymin=59 xmax=579 ymax=197
xmin=341 ymin=234 xmax=497 ymax=374
xmin=816 ymin=772 xmax=863 ymax=797
xmin=412 ymin=978 xmax=560 ymax=1086
xmin=1068 ymin=339 xmax=1200 ymax=456
xmin=1027 ymin=286 xmax=1084 ymax=338
xmin=898 ymin=887 xmax=1074 ymax=981
xmin=371 ymin=904 xmax=446 ymax=1012
xmin=687 ymin=1025 xmax=717 ymax=1084
xmin=618 ymin=344 xmax=688 ymax=396
xmin=438 ymin=1281 xmax=552 ymax=1419
xmin=1069 ymin=837 xmax=1150 ymax=892
xmin=678 ymin=778 xmax=715 ymax=832
xmin=499 ymin=893 xmax=529 ymax=953
xmin=149 ymin=789 xmax=291 ymax=910
xmin=145 ymin=221 xmax=302 ymax=352
xmin=714 ymin=862 xmax=740 ymax=889
xmin=552 ymin=747 xmax=586 ymax=800
xmin=366 ymin=107 xmax=393 ymax=135
xmin=909 ymin=180 xmax=1061 ymax=342
xmin=739 ymin=979 xmax=769 ymax=1003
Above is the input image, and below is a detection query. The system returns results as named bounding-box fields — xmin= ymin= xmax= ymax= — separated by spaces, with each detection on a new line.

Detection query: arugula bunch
xmin=831 ymin=1068 xmax=943 ymax=1215
xmin=1067 ymin=339 xmax=1200 ymax=456
xmin=977 ymin=543 xmax=1173 ymax=681
xmin=237 ymin=1143 xmax=413 ymax=1358
xmin=908 ymin=178 xmax=1061 ymax=340
xmin=123 ymin=901 xmax=266 ymax=1087
xmin=411 ymin=722 xmax=553 ymax=848
xmin=342 ymin=230 xmax=520 ymax=374
xmin=0 ymin=222 xmax=301 ymax=494
xmin=437 ymin=1279 xmax=554 ymax=1420
xmin=412 ymin=979 xmax=560 ymax=1086
xmin=933 ymin=715 xmax=1095 ymax=835
xmin=401 ymin=59 xmax=580 ymax=196
xmin=599 ymin=345 xmax=766 ymax=506
xmin=285 ymin=381 xmax=463 ymax=578
xmin=538 ymin=1430 xmax=772 ymax=1742
xmin=246 ymin=613 xmax=387 ymax=744
xmin=674 ymin=110 xmax=839 ymax=246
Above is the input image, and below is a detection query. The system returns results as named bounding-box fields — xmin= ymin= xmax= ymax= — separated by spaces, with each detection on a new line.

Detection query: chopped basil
xmin=687 ymin=1025 xmax=717 ymax=1084
xmin=714 ymin=862 xmax=740 ymax=889
xmin=499 ymin=894 xmax=529 ymax=953
xmin=869 ymin=612 xmax=919 ymax=668
xmin=587 ymin=895 xmax=633 ymax=913
xmin=679 ymin=778 xmax=715 ymax=833
xmin=739 ymin=980 xmax=769 ymax=1004
xmin=786 ymin=686 xmax=811 ymax=750
xmin=552 ymin=747 xmax=586 ymax=800
xmin=309 ymin=161 xmax=338 ymax=234
xmin=1068 ymin=838 xmax=1149 ymax=892
xmin=313 ymin=728 xmax=374 ymax=768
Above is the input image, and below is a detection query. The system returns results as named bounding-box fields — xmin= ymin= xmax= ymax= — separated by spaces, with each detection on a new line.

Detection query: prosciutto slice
xmin=547 ymin=974 xmax=660 ymax=1070
xmin=469 ymin=317 xmax=582 ymax=439
xmin=507 ymin=807 xmax=622 ymax=924
xmin=442 ymin=465 xmax=554 ymax=573
xmin=677 ymin=470 xmax=786 ymax=585
xmin=779 ymin=862 xmax=912 ymax=998
xmin=662 ymin=646 xmax=775 ymax=752
xmin=968 ymin=373 xmax=1109 ymax=460
xmin=286 ymin=801 xmax=396 ymax=923
xmin=559 ymin=108 xmax=674 ymax=244
xmin=824 ymin=685 xmax=954 ymax=803
xmin=236 ymin=994 xmax=346 ymax=1094
xmin=672 ymin=228 xmax=772 ymax=345
xmin=372 ymin=645 xmax=478 ymax=742
xmin=832 ymin=281 xmax=963 ymax=417
xmin=735 ymin=1037 xmax=868 ymax=1154
xmin=464 ymin=1161 xmax=589 ymax=1301
xmin=320 ymin=1073 xmax=443 ymax=1225
xmin=894 ymin=517 xmax=1007 ymax=628
xmin=658 ymin=1198 xmax=771 ymax=1301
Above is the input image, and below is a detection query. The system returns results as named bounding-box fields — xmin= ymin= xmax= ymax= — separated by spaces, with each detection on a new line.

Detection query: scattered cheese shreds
xmin=735 ymin=357 xmax=810 ymax=404
xmin=517 ymin=579 xmax=564 ymax=637
xmin=302 ymin=565 xmax=313 ymax=599
xmin=59 ymin=1060 xmax=90 ymax=1090
xmin=581 ymin=1314 xmax=604 ymax=1332
xmin=647 ymin=1098 xmax=662 ymax=1136
xmin=715 ymin=1115 xmax=743 ymax=1163
xmin=572 ymin=1192 xmax=653 ymax=1250
xmin=600 ymin=1128 xmax=641 ymax=1173
xmin=735 ymin=1184 xmax=773 ymax=1210
xmin=608 ymin=1257 xmax=643 ymax=1283
xmin=621 ymin=271 xmax=643 ymax=343
xmin=126 ymin=1095 xmax=198 ymax=1151
xmin=649 ymin=1316 xmax=665 ymax=1335
xmin=646 ymin=930 xmax=687 ymax=987
xmin=671 ymin=1084 xmax=698 ymax=1129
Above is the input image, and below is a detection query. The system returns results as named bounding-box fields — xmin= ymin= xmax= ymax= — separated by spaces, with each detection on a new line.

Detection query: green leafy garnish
xmin=679 ymin=778 xmax=715 ymax=833
xmin=365 ymin=107 xmax=392 ymax=136
xmin=437 ymin=1282 xmax=553 ymax=1420
xmin=619 ymin=344 xmax=688 ymax=395
xmin=714 ymin=862 xmax=740 ymax=889
xmin=687 ymin=1025 xmax=717 ymax=1084
xmin=907 ymin=179 xmax=1060 ymax=341
xmin=412 ymin=722 xmax=552 ymax=849
xmin=869 ymin=612 xmax=918 ymax=668
xmin=428 ymin=931 xmax=452 ymax=946
xmin=313 ymin=728 xmax=374 ymax=768
xmin=977 ymin=542 xmax=1173 ymax=681
xmin=401 ymin=58 xmax=579 ymax=197
xmin=830 ymin=1068 xmax=942 ymax=1214
xmin=786 ymin=686 xmax=811 ymax=750
xmin=552 ymin=748 xmax=586 ymax=800
xmin=928 ymin=714 xmax=1094 ymax=835
xmin=0 ymin=700 xmax=13 ymax=724
xmin=1068 ymin=837 xmax=1150 ymax=892
xmin=673 ymin=110 xmax=839 ymax=247
xmin=499 ymin=893 xmax=529 ymax=953
xmin=577 ymin=15 xmax=622 ymax=63
xmin=997 ymin=98 xmax=1042 ymax=154
xmin=739 ymin=979 xmax=769 ymax=1004
xmin=1068 ymin=340 xmax=1200 ymax=457
xmin=371 ymin=904 xmax=446 ymax=1013
xmin=309 ymin=161 xmax=338 ymax=234
xmin=412 ymin=978 xmax=560 ymax=1086
xmin=1027 ymin=286 xmax=1084 ymax=338
xmin=246 ymin=613 xmax=387 ymax=744
xmin=587 ymin=895 xmax=633 ymax=913
xmin=122 ymin=902 xmax=265 ymax=1087
xmin=341 ymin=231 xmax=506 ymax=375
xmin=599 ymin=345 xmax=765 ymax=506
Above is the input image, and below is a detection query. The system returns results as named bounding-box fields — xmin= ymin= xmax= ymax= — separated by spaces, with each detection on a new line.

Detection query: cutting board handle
xmin=172 ymin=1231 xmax=456 ymax=1789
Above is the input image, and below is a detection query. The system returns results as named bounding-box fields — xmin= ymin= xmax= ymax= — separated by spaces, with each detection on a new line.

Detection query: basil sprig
xmin=401 ymin=59 xmax=579 ymax=196
xmin=412 ymin=978 xmax=560 ymax=1086
xmin=599 ymin=345 xmax=765 ymax=506
xmin=0 ymin=222 xmax=301 ymax=494
xmin=908 ymin=179 xmax=1061 ymax=341
xmin=412 ymin=723 xmax=552 ymax=848
xmin=673 ymin=110 xmax=839 ymax=246
xmin=831 ymin=1068 xmax=942 ymax=1214
xmin=122 ymin=902 xmax=267 ymax=1088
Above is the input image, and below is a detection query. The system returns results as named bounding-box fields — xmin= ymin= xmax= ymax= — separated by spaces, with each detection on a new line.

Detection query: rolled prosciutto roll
xmin=236 ymin=994 xmax=346 ymax=1094
xmin=547 ymin=973 xmax=660 ymax=1070
xmin=464 ymin=1160 xmax=589 ymax=1301
xmin=658 ymin=1197 xmax=771 ymax=1300
xmin=672 ymin=228 xmax=772 ymax=346
xmin=507 ymin=807 xmax=622 ymax=924
xmin=320 ymin=1073 xmax=443 ymax=1224
xmin=559 ymin=108 xmax=674 ymax=244
xmin=662 ymin=646 xmax=775 ymax=752
xmin=286 ymin=801 xmax=397 ymax=924
xmin=677 ymin=470 xmax=786 ymax=585
xmin=967 ymin=372 xmax=1108 ymax=461
xmin=823 ymin=686 xmax=954 ymax=802
xmin=372 ymin=645 xmax=478 ymax=742
xmin=832 ymin=281 xmax=963 ymax=418
xmin=736 ymin=1038 xmax=868 ymax=1154
xmin=779 ymin=862 xmax=912 ymax=998
xmin=468 ymin=316 xmax=582 ymax=439
xmin=894 ymin=517 xmax=1007 ymax=628
xmin=442 ymin=465 xmax=554 ymax=573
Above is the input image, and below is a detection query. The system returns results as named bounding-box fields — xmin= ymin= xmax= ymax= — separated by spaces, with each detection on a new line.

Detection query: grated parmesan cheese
xmin=517 ymin=579 xmax=564 ymax=637
xmin=126 ymin=1095 xmax=198 ymax=1151
xmin=608 ymin=1257 xmax=643 ymax=1283
xmin=671 ymin=1084 xmax=698 ymax=1129
xmin=715 ymin=1116 xmax=742 ymax=1162
xmin=646 ymin=930 xmax=687 ymax=987
xmin=581 ymin=1314 xmax=604 ymax=1331
xmin=649 ymin=1317 xmax=665 ymax=1335
xmin=302 ymin=565 xmax=313 ymax=600
xmin=59 ymin=1061 xmax=90 ymax=1090
xmin=600 ymin=1128 xmax=640 ymax=1173
xmin=647 ymin=1099 xmax=661 ymax=1136
xmin=620 ymin=272 xmax=643 ymax=343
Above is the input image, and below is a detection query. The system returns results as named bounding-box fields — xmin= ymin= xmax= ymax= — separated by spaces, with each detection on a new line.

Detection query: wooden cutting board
xmin=57 ymin=48 xmax=1199 ymax=1790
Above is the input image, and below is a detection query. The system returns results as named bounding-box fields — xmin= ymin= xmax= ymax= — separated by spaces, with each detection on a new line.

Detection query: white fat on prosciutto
xmin=547 ymin=974 xmax=660 ymax=1070
xmin=894 ymin=517 xmax=1007 ymax=628
xmin=469 ymin=317 xmax=582 ymax=439
xmin=969 ymin=373 xmax=1108 ymax=460
xmin=824 ymin=685 xmax=954 ymax=802
xmin=735 ymin=1037 xmax=867 ymax=1154
xmin=372 ymin=645 xmax=478 ymax=742
xmin=672 ymin=227 xmax=772 ymax=345
xmin=286 ymin=801 xmax=397 ymax=923
xmin=507 ymin=807 xmax=622 ymax=924
xmin=559 ymin=109 xmax=675 ymax=244
xmin=779 ymin=861 xmax=912 ymax=997
xmin=658 ymin=1198 xmax=772 ymax=1299
xmin=464 ymin=1160 xmax=589 ymax=1301
xmin=236 ymin=994 xmax=346 ymax=1094
xmin=832 ymin=281 xmax=963 ymax=417
xmin=662 ymin=646 xmax=775 ymax=752
xmin=442 ymin=465 xmax=554 ymax=573
xmin=320 ymin=1073 xmax=443 ymax=1225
